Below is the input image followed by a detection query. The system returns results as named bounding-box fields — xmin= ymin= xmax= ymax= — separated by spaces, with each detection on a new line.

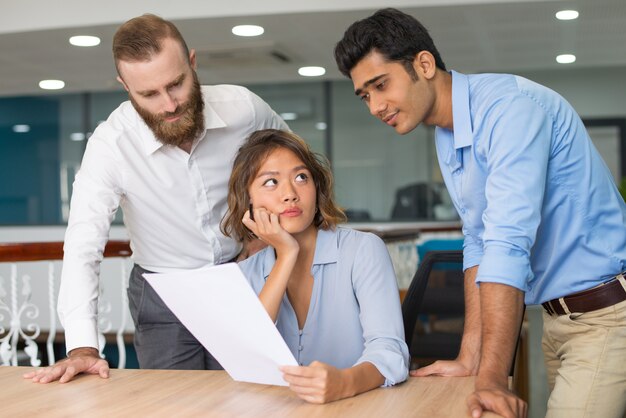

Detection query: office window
xmin=247 ymin=81 xmax=327 ymax=155
xmin=330 ymin=80 xmax=452 ymax=222
xmin=1 ymin=96 xmax=65 ymax=224
xmin=1 ymin=82 xmax=457 ymax=226
xmin=0 ymin=91 xmax=127 ymax=226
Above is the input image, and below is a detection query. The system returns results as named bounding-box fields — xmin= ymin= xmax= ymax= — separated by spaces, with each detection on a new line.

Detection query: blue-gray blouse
xmin=239 ymin=227 xmax=409 ymax=386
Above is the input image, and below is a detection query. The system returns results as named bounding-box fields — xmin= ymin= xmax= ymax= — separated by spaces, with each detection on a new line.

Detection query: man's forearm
xmin=457 ymin=266 xmax=481 ymax=373
xmin=477 ymin=282 xmax=524 ymax=387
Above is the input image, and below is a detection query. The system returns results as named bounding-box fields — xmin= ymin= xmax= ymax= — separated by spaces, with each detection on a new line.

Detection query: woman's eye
xmin=295 ymin=173 xmax=308 ymax=183
xmin=262 ymin=178 xmax=277 ymax=187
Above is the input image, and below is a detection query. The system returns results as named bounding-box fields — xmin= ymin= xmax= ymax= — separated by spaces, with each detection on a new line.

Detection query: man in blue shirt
xmin=335 ymin=8 xmax=626 ymax=418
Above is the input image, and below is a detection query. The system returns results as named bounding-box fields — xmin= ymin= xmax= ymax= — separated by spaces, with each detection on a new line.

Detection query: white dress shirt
xmin=58 ymin=85 xmax=288 ymax=352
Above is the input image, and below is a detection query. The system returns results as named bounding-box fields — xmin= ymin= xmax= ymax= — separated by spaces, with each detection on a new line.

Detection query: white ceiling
xmin=0 ymin=0 xmax=625 ymax=97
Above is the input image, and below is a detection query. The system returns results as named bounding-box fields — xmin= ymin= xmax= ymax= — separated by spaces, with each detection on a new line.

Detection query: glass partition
xmin=1 ymin=80 xmax=459 ymax=226
xmin=330 ymin=80 xmax=454 ymax=222
xmin=1 ymin=95 xmax=66 ymax=224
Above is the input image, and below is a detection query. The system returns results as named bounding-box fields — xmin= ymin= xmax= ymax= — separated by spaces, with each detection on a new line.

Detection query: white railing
xmin=0 ymin=241 xmax=132 ymax=368
xmin=0 ymin=264 xmax=41 ymax=366
xmin=386 ymin=238 xmax=420 ymax=290
xmin=0 ymin=225 xmax=462 ymax=368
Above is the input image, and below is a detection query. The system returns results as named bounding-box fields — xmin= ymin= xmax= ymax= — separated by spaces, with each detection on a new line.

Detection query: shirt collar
xmin=312 ymin=228 xmax=339 ymax=265
xmin=260 ymin=228 xmax=340 ymax=279
xmin=141 ymin=90 xmax=228 ymax=155
xmin=450 ymin=70 xmax=473 ymax=150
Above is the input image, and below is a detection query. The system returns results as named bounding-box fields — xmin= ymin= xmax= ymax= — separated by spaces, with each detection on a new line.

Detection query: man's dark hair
xmin=334 ymin=8 xmax=446 ymax=79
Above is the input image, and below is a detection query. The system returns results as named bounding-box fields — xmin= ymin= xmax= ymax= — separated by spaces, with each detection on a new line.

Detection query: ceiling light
xmin=280 ymin=112 xmax=298 ymax=121
xmin=315 ymin=122 xmax=327 ymax=131
xmin=39 ymin=79 xmax=65 ymax=90
xmin=231 ymin=25 xmax=264 ymax=37
xmin=70 ymin=132 xmax=86 ymax=141
xmin=12 ymin=124 xmax=30 ymax=133
xmin=555 ymin=10 xmax=579 ymax=20
xmin=69 ymin=35 xmax=101 ymax=47
xmin=556 ymin=54 xmax=576 ymax=64
xmin=298 ymin=66 xmax=326 ymax=77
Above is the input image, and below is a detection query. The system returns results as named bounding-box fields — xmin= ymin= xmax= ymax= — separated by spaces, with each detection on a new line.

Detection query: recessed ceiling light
xmin=70 ymin=132 xmax=86 ymax=141
xmin=298 ymin=66 xmax=326 ymax=77
xmin=315 ymin=122 xmax=327 ymax=131
xmin=232 ymin=25 xmax=264 ymax=37
xmin=280 ymin=112 xmax=298 ymax=121
xmin=555 ymin=10 xmax=579 ymax=20
xmin=556 ymin=54 xmax=576 ymax=64
xmin=69 ymin=35 xmax=101 ymax=47
xmin=39 ymin=79 xmax=65 ymax=90
xmin=12 ymin=124 xmax=30 ymax=133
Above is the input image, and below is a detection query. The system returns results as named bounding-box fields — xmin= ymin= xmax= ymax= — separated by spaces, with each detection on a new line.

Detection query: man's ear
xmin=116 ymin=76 xmax=130 ymax=92
xmin=189 ymin=48 xmax=197 ymax=70
xmin=412 ymin=51 xmax=437 ymax=80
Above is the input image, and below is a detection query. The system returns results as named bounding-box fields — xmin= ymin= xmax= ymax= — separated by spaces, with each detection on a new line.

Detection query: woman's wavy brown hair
xmin=221 ymin=129 xmax=346 ymax=242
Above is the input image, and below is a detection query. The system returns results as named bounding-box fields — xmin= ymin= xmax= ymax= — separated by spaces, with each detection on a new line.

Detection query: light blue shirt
xmin=436 ymin=71 xmax=626 ymax=305
xmin=238 ymin=227 xmax=409 ymax=386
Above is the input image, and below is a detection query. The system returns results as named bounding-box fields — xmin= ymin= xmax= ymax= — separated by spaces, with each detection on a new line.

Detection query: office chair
xmin=402 ymin=250 xmax=525 ymax=380
xmin=402 ymin=250 xmax=464 ymax=367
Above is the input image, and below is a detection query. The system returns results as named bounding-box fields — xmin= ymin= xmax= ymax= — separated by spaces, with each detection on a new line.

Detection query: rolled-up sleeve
xmin=476 ymin=94 xmax=553 ymax=291
xmin=351 ymin=233 xmax=410 ymax=386
xmin=462 ymin=230 xmax=483 ymax=271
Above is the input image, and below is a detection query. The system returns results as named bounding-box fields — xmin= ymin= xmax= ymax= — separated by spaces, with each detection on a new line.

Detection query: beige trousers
xmin=542 ymin=280 xmax=626 ymax=418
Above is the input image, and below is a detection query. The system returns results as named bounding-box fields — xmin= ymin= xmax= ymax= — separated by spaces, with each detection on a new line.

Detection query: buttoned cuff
xmin=476 ymin=245 xmax=530 ymax=291
xmin=64 ymin=319 xmax=100 ymax=354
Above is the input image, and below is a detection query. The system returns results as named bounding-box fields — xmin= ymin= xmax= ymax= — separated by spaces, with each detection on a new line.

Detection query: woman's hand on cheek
xmin=243 ymin=207 xmax=298 ymax=256
xmin=279 ymin=361 xmax=349 ymax=404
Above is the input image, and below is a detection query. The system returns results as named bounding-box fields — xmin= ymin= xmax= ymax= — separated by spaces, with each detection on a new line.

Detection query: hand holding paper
xmin=144 ymin=263 xmax=297 ymax=386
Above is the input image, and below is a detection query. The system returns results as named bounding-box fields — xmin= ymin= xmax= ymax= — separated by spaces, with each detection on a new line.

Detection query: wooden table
xmin=2 ymin=367 xmax=500 ymax=417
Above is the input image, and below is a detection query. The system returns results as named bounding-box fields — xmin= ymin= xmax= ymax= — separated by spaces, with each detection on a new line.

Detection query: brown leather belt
xmin=542 ymin=274 xmax=626 ymax=315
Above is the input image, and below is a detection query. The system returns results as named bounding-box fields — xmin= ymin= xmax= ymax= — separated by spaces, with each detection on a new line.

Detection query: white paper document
xmin=144 ymin=263 xmax=298 ymax=386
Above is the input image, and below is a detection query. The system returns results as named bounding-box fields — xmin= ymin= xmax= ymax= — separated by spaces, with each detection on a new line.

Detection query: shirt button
xmin=298 ymin=345 xmax=303 ymax=351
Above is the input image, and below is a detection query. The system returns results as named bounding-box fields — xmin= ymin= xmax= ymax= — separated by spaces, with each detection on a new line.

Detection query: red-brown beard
xmin=130 ymin=72 xmax=205 ymax=147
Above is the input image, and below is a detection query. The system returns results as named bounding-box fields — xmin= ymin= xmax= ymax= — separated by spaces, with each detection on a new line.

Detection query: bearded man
xmin=25 ymin=14 xmax=287 ymax=383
